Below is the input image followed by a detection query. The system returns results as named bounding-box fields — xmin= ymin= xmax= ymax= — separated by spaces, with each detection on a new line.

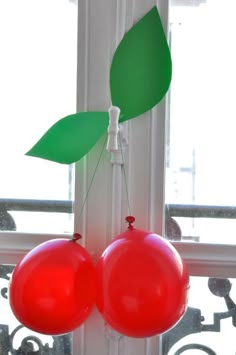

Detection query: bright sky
xmin=0 ymin=0 xmax=77 ymax=233
xmin=167 ymin=0 xmax=236 ymax=242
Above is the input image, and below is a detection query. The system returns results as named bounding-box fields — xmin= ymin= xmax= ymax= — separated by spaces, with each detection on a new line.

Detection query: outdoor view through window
xmin=1 ymin=0 xmax=235 ymax=243
xmin=166 ymin=0 xmax=236 ymax=244
xmin=0 ymin=0 xmax=77 ymax=233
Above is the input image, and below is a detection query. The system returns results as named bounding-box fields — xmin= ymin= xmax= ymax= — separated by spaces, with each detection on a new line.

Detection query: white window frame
xmin=75 ymin=1 xmax=236 ymax=354
xmin=1 ymin=1 xmax=236 ymax=354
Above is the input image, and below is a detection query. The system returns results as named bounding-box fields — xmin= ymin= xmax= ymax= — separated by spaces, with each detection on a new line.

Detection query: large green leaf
xmin=110 ymin=6 xmax=172 ymax=121
xmin=26 ymin=112 xmax=109 ymax=164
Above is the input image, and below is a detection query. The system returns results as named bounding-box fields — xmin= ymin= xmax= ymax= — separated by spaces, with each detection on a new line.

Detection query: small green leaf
xmin=110 ymin=6 xmax=172 ymax=121
xmin=26 ymin=112 xmax=109 ymax=164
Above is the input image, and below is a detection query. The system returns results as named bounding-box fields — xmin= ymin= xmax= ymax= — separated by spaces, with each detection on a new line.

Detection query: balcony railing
xmin=1 ymin=199 xmax=236 ymax=218
xmin=1 ymin=198 xmax=236 ymax=235
xmin=0 ymin=199 xmax=73 ymax=231
xmin=0 ymin=199 xmax=73 ymax=214
xmin=165 ymin=204 xmax=236 ymax=241
xmin=167 ymin=204 xmax=236 ymax=219
xmin=0 ymin=200 xmax=235 ymax=354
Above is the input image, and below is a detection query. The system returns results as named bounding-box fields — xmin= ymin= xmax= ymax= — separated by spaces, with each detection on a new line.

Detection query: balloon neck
xmin=72 ymin=233 xmax=82 ymax=242
xmin=125 ymin=216 xmax=135 ymax=230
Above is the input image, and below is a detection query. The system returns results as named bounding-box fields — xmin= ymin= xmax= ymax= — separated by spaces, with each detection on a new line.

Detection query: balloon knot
xmin=126 ymin=216 xmax=135 ymax=230
xmin=72 ymin=233 xmax=82 ymax=242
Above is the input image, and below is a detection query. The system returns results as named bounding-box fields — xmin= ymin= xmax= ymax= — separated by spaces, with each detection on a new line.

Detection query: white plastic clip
xmin=106 ymin=106 xmax=120 ymax=152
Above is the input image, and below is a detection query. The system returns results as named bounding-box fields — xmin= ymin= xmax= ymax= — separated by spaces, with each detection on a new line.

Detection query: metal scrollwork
xmin=0 ymin=265 xmax=14 ymax=300
xmin=9 ymin=325 xmax=49 ymax=354
xmin=0 ymin=265 xmax=14 ymax=280
xmin=1 ymin=287 xmax=8 ymax=300
xmin=0 ymin=211 xmax=16 ymax=231
xmin=0 ymin=266 xmax=72 ymax=355
xmin=174 ymin=344 xmax=217 ymax=355
xmin=7 ymin=324 xmax=72 ymax=355
xmin=17 ymin=336 xmax=46 ymax=354
xmin=162 ymin=277 xmax=236 ymax=355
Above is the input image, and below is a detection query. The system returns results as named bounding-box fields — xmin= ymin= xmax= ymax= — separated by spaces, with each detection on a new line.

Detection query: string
xmin=77 ymin=134 xmax=107 ymax=223
xmin=118 ymin=129 xmax=132 ymax=216
xmin=76 ymin=129 xmax=132 ymax=232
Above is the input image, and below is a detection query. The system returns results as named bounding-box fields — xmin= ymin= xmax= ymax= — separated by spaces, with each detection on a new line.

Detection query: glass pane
xmin=0 ymin=264 xmax=72 ymax=354
xmin=166 ymin=0 xmax=236 ymax=243
xmin=0 ymin=0 xmax=77 ymax=233
xmin=162 ymin=276 xmax=236 ymax=354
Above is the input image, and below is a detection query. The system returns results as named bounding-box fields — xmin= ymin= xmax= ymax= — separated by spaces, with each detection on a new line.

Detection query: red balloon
xmin=9 ymin=238 xmax=96 ymax=335
xmin=96 ymin=227 xmax=189 ymax=338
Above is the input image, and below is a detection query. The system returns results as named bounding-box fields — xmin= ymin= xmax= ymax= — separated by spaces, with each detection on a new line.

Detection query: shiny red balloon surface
xmin=96 ymin=228 xmax=189 ymax=338
xmin=9 ymin=239 xmax=96 ymax=335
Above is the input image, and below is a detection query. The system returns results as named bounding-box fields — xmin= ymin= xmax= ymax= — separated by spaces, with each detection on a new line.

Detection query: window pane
xmin=0 ymin=264 xmax=72 ymax=354
xmin=0 ymin=0 xmax=77 ymax=233
xmin=166 ymin=0 xmax=236 ymax=243
xmin=162 ymin=276 xmax=236 ymax=354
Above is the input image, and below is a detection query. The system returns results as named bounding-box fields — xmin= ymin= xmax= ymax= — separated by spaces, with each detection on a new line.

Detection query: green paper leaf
xmin=110 ymin=6 xmax=172 ymax=121
xmin=26 ymin=112 xmax=109 ymax=164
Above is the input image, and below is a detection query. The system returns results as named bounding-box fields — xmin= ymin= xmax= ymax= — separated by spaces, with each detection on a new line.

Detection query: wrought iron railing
xmin=1 ymin=198 xmax=236 ymax=241
xmin=2 ymin=199 xmax=236 ymax=218
xmin=0 ymin=265 xmax=72 ymax=355
xmin=0 ymin=199 xmax=73 ymax=214
xmin=1 ymin=267 xmax=234 ymax=354
xmin=0 ymin=199 xmax=73 ymax=231
xmin=162 ymin=278 xmax=236 ymax=354
xmin=167 ymin=204 xmax=236 ymax=219
xmin=1 ymin=199 xmax=236 ymax=354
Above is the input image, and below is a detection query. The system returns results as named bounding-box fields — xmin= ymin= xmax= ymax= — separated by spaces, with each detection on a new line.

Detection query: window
xmin=0 ymin=0 xmax=77 ymax=353
xmin=0 ymin=0 xmax=77 ymax=234
xmin=1 ymin=0 xmax=236 ymax=354
xmin=166 ymin=0 xmax=236 ymax=244
xmin=164 ymin=0 xmax=236 ymax=353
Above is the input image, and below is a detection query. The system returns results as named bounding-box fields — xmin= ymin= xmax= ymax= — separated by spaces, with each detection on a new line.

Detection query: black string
xmin=77 ymin=134 xmax=107 ymax=223
xmin=118 ymin=129 xmax=131 ymax=216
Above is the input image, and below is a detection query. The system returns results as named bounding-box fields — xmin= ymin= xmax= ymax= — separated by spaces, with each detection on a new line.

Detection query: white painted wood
xmin=172 ymin=242 xmax=236 ymax=278
xmin=0 ymin=232 xmax=71 ymax=258
xmin=75 ymin=1 xmax=116 ymax=353
xmin=146 ymin=336 xmax=162 ymax=355
xmin=75 ymin=0 xmax=169 ymax=354
xmin=146 ymin=1 xmax=170 ymax=353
